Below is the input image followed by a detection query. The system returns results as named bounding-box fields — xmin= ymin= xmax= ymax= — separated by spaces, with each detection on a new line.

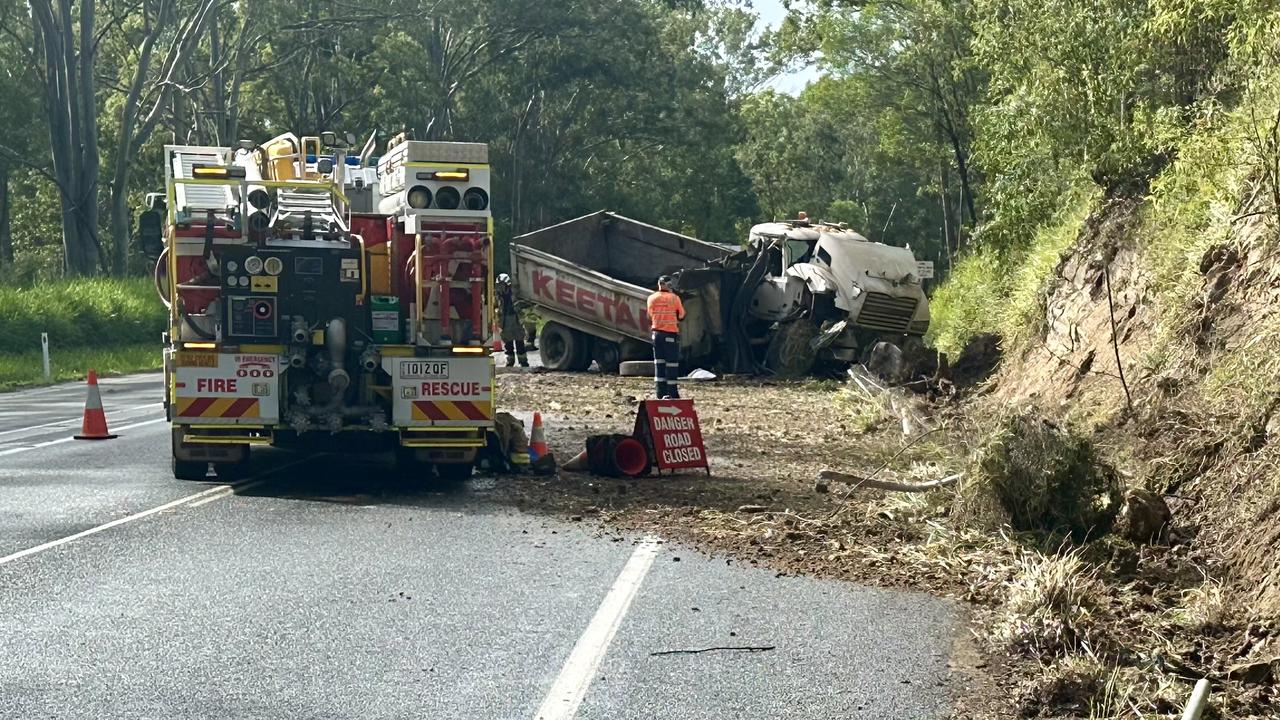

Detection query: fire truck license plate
xmin=400 ymin=360 xmax=450 ymax=379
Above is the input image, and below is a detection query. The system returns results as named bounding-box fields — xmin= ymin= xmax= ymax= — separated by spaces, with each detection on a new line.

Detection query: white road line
xmin=534 ymin=536 xmax=663 ymax=720
xmin=186 ymin=478 xmax=267 ymax=507
xmin=0 ymin=418 xmax=167 ymax=458
xmin=0 ymin=403 xmax=162 ymax=439
xmin=0 ymin=459 xmax=310 ymax=567
xmin=186 ymin=484 xmax=234 ymax=507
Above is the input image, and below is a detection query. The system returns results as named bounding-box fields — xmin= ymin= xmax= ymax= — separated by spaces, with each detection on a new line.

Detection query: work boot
xmin=505 ymin=355 xmax=515 ymax=368
xmin=519 ymin=357 xmax=530 ymax=368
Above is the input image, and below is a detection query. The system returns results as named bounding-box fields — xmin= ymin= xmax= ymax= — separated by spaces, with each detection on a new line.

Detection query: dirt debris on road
xmin=489 ymin=368 xmax=1279 ymax=719
xmin=494 ymin=370 xmax=968 ymax=591
xmin=491 ymin=369 xmax=1021 ymax=717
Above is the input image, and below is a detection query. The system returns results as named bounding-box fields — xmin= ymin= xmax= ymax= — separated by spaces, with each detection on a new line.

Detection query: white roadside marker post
xmin=1181 ymin=678 xmax=1210 ymax=720
xmin=41 ymin=332 xmax=50 ymax=381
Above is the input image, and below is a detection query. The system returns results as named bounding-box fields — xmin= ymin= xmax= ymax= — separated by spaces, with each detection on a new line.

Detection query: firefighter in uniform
xmin=646 ymin=275 xmax=686 ymax=399
xmin=496 ymin=273 xmax=528 ymax=367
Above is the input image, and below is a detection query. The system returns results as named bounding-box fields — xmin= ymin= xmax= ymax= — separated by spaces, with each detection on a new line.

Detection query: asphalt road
xmin=0 ymin=372 xmax=957 ymax=719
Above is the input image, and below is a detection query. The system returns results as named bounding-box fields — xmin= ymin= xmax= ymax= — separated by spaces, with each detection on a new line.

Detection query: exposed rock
xmin=1115 ymin=488 xmax=1172 ymax=545
xmin=1227 ymin=658 xmax=1279 ymax=685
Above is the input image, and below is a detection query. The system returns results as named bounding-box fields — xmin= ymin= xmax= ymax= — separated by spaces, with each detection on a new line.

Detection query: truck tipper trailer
xmin=510 ymin=211 xmax=932 ymax=377
xmin=509 ymin=211 xmax=734 ymax=373
xmin=152 ymin=133 xmax=497 ymax=481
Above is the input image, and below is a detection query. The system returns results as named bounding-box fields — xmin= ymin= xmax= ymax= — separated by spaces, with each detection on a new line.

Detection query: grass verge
xmin=0 ymin=277 xmax=164 ymax=353
xmin=0 ymin=343 xmax=161 ymax=392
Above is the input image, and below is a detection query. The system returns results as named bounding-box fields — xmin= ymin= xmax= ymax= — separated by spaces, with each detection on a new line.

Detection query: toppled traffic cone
xmin=529 ymin=411 xmax=549 ymax=459
xmin=74 ymin=370 xmax=118 ymax=440
xmin=562 ymin=448 xmax=589 ymax=471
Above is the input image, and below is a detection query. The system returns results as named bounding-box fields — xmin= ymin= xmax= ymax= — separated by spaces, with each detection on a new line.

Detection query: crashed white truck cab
xmin=746 ymin=221 xmax=931 ymax=376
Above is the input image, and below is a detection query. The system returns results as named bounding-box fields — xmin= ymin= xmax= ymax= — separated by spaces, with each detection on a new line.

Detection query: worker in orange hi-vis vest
xmin=646 ymin=275 xmax=686 ymax=399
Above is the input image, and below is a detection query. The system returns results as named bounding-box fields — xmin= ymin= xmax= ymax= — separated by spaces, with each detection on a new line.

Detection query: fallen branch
xmin=650 ymin=645 xmax=776 ymax=656
xmin=826 ymin=426 xmax=946 ymax=521
xmin=818 ymin=471 xmax=963 ymax=493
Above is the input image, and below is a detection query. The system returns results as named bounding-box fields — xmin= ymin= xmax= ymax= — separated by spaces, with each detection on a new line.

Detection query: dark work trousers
xmin=652 ymin=330 xmax=681 ymax=399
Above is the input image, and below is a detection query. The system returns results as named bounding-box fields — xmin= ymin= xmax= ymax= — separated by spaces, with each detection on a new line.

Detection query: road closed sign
xmin=634 ymin=399 xmax=710 ymax=474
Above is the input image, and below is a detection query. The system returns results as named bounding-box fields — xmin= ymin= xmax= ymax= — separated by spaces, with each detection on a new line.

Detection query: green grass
xmin=0 ymin=277 xmax=165 ymax=354
xmin=928 ymin=189 xmax=1097 ymax=358
xmin=0 ymin=342 xmax=161 ymax=392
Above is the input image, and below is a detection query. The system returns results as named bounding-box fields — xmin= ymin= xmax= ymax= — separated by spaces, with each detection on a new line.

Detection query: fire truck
xmin=148 ymin=132 xmax=495 ymax=481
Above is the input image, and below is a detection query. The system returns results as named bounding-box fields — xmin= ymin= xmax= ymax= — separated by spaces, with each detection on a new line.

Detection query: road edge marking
xmin=533 ymin=536 xmax=663 ymax=720
xmin=0 ymin=403 xmax=161 ymax=440
xmin=0 ymin=457 xmax=310 ymax=567
xmin=0 ymin=417 xmax=166 ymax=457
xmin=184 ymin=478 xmax=268 ymax=508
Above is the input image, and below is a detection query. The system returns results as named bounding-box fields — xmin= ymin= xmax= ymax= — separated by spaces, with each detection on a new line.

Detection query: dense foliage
xmin=4 ymin=0 xmax=1280 ymax=358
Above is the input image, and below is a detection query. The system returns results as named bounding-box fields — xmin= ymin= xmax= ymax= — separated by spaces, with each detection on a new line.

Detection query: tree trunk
xmin=30 ymin=0 xmax=100 ymax=276
xmin=110 ymin=0 xmax=220 ymax=275
xmin=0 ymin=165 xmax=11 ymax=265
xmin=79 ymin=0 xmax=99 ymax=258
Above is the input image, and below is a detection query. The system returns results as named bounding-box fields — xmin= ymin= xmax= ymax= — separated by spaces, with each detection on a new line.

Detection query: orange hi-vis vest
xmin=647 ymin=290 xmax=685 ymax=333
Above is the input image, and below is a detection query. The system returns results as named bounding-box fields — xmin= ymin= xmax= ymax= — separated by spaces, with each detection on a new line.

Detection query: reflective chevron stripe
xmin=176 ymin=397 xmax=261 ymax=418
xmin=411 ymin=400 xmax=491 ymax=422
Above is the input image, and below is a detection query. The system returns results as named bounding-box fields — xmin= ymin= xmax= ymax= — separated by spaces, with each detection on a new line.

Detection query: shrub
xmin=961 ymin=412 xmax=1122 ymax=539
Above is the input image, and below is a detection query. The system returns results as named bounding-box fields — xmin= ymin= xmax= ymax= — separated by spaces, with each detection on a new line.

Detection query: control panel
xmin=219 ymin=246 xmax=366 ymax=343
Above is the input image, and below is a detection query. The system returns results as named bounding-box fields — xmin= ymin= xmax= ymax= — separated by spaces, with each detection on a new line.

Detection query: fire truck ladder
xmin=171 ymin=149 xmax=238 ymax=223
xmin=269 ymin=187 xmax=350 ymax=244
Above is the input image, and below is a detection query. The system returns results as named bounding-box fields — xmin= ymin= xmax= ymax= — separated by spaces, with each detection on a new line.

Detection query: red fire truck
xmin=150 ymin=132 xmax=495 ymax=481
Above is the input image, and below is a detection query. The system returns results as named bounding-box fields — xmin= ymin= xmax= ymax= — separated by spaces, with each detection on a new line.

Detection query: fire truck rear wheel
xmin=539 ymin=322 xmax=581 ymax=372
xmin=173 ymin=459 xmax=208 ymax=481
xmin=436 ymin=462 xmax=474 ymax=482
xmin=215 ymin=449 xmax=251 ymax=481
xmin=395 ymin=446 xmax=433 ymax=477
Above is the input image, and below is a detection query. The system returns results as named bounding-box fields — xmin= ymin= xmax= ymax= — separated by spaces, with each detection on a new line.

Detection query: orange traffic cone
xmin=491 ymin=322 xmax=503 ymax=353
xmin=74 ymin=370 xmax=118 ymax=440
xmin=562 ymin=448 xmax=588 ymax=471
xmin=529 ymin=411 xmax=549 ymax=459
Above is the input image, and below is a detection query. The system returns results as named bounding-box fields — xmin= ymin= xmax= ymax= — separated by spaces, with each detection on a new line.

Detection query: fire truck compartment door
xmin=384 ymin=357 xmax=493 ymax=427
xmin=173 ymin=352 xmax=280 ymax=424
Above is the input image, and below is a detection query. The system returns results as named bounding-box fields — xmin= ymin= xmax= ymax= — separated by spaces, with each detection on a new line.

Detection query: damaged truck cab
xmin=745 ymin=220 xmax=931 ymax=376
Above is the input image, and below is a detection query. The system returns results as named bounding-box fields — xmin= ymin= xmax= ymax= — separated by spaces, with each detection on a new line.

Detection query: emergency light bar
xmin=415 ymin=169 xmax=470 ymax=181
xmin=192 ymin=164 xmax=247 ymax=179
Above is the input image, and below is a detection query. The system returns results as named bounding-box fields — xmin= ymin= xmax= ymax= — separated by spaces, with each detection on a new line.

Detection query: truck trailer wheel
xmin=540 ymin=322 xmax=584 ymax=371
xmin=619 ymin=360 xmax=655 ymax=378
xmin=569 ymin=330 xmax=594 ymax=371
xmin=592 ymin=340 xmax=621 ymax=374
xmin=764 ymin=319 xmax=819 ymax=378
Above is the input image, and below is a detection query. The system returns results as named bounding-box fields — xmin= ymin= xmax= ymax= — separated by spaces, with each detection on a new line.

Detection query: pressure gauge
xmin=225 ymin=260 xmax=238 ymax=273
xmin=264 ymin=256 xmax=283 ymax=276
xmin=244 ymin=255 xmax=264 ymax=275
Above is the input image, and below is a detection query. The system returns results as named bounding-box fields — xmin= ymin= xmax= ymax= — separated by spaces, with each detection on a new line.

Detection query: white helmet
xmin=497 ymin=273 xmax=511 ymax=285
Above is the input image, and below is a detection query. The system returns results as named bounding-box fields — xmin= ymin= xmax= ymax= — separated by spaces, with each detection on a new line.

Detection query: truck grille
xmin=858 ymin=292 xmax=918 ymax=333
